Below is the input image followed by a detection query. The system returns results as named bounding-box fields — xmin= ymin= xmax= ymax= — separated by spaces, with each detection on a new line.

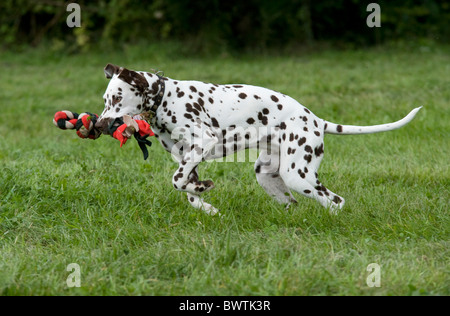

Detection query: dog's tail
xmin=324 ymin=107 xmax=422 ymax=135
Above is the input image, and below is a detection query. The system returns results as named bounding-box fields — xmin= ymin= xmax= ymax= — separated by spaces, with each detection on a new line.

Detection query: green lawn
xmin=0 ymin=43 xmax=448 ymax=295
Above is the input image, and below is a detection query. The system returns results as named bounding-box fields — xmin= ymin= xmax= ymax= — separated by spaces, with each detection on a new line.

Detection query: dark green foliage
xmin=0 ymin=0 xmax=448 ymax=52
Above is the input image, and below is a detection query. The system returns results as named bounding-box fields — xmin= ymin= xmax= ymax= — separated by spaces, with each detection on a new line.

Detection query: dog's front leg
xmin=185 ymin=166 xmax=219 ymax=215
xmin=174 ymin=164 xmax=219 ymax=216
xmin=172 ymin=159 xmax=215 ymax=194
xmin=187 ymin=193 xmax=220 ymax=216
xmin=172 ymin=130 xmax=218 ymax=193
xmin=172 ymin=129 xmax=220 ymax=214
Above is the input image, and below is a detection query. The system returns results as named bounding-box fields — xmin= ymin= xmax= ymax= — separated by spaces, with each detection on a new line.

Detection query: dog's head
xmin=96 ymin=64 xmax=156 ymax=134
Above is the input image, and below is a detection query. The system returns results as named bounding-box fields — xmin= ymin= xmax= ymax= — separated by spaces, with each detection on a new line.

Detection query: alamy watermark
xmin=66 ymin=3 xmax=81 ymax=28
xmin=66 ymin=263 xmax=81 ymax=288
xmin=366 ymin=263 xmax=381 ymax=288
xmin=366 ymin=3 xmax=381 ymax=28
xmin=168 ymin=125 xmax=281 ymax=171
xmin=65 ymin=3 xmax=381 ymax=33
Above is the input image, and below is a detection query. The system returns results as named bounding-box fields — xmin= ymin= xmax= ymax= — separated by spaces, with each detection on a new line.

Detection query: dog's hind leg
xmin=278 ymin=128 xmax=345 ymax=214
xmin=280 ymin=164 xmax=345 ymax=214
xmin=255 ymin=150 xmax=297 ymax=207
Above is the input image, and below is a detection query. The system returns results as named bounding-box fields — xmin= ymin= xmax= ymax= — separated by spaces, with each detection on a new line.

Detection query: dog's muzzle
xmin=95 ymin=118 xmax=115 ymax=135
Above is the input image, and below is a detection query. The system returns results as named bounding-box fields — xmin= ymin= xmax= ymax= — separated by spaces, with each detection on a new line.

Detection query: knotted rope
xmin=53 ymin=110 xmax=154 ymax=160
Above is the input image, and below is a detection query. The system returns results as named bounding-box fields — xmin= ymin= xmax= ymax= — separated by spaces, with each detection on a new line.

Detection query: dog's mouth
xmin=95 ymin=117 xmax=117 ymax=135
xmin=96 ymin=112 xmax=149 ymax=136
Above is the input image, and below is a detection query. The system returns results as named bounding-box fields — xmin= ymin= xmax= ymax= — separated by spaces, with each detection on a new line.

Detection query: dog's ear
xmin=104 ymin=63 xmax=121 ymax=79
xmin=117 ymin=68 xmax=149 ymax=92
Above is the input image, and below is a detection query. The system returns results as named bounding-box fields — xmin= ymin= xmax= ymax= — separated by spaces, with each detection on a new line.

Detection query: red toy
xmin=53 ymin=110 xmax=154 ymax=160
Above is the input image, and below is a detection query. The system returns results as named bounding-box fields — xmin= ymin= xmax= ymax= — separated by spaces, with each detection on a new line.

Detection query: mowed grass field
xmin=0 ymin=43 xmax=448 ymax=295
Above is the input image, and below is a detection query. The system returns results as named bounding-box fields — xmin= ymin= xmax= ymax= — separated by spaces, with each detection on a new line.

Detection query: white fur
xmin=97 ymin=67 xmax=421 ymax=215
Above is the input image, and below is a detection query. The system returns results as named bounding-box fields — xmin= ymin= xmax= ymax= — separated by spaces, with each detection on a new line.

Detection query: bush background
xmin=1 ymin=0 xmax=449 ymax=53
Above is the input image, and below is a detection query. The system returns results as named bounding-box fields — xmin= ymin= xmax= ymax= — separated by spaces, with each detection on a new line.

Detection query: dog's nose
xmin=95 ymin=118 xmax=111 ymax=134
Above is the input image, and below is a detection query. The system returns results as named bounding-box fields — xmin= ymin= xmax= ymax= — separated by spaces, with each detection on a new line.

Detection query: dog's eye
xmin=112 ymin=95 xmax=122 ymax=105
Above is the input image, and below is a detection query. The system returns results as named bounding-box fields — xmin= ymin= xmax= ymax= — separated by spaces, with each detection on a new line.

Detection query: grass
xmin=0 ymin=43 xmax=448 ymax=296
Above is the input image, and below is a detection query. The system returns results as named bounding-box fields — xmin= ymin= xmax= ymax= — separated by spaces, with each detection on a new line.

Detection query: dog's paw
xmin=199 ymin=179 xmax=215 ymax=193
xmin=328 ymin=198 xmax=345 ymax=215
xmin=200 ymin=201 xmax=220 ymax=216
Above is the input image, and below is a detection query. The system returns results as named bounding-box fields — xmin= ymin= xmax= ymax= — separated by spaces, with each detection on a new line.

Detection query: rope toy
xmin=53 ymin=110 xmax=154 ymax=160
xmin=53 ymin=110 xmax=101 ymax=140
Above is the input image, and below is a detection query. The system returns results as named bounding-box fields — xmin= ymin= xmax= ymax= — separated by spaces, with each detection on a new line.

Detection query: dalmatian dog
xmin=95 ymin=64 xmax=421 ymax=215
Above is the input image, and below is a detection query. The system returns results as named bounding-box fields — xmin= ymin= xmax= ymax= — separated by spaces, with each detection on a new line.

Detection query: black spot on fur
xmin=151 ymin=82 xmax=159 ymax=94
xmin=257 ymin=112 xmax=268 ymax=125
xmin=247 ymin=118 xmax=255 ymax=124
xmin=193 ymin=102 xmax=202 ymax=112
xmin=333 ymin=195 xmax=342 ymax=204
xmin=271 ymin=95 xmax=279 ymax=102
xmin=315 ymin=184 xmax=327 ymax=192
xmin=211 ymin=117 xmax=220 ymax=128
xmin=305 ymin=145 xmax=313 ymax=153
xmin=337 ymin=125 xmax=343 ymax=133
xmin=314 ymin=144 xmax=324 ymax=157
xmin=298 ymin=137 xmax=306 ymax=146
xmin=304 ymin=154 xmax=312 ymax=163
xmin=238 ymin=93 xmax=247 ymax=99
xmin=262 ymin=117 xmax=268 ymax=125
